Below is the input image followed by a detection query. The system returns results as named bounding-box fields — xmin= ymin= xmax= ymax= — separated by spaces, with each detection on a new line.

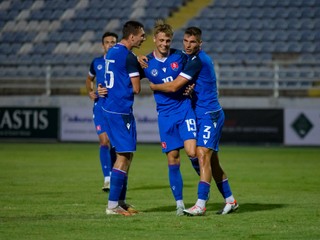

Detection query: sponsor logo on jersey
xmin=97 ymin=64 xmax=103 ymax=70
xmin=170 ymin=62 xmax=179 ymax=71
xmin=151 ymin=69 xmax=158 ymax=76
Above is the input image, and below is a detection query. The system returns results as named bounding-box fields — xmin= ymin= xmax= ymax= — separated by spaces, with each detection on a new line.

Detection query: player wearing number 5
xmin=98 ymin=21 xmax=146 ymax=216
xmin=141 ymin=20 xmax=200 ymax=216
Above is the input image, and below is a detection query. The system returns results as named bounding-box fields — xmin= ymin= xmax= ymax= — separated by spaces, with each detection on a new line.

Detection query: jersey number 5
xmin=104 ymin=59 xmax=115 ymax=88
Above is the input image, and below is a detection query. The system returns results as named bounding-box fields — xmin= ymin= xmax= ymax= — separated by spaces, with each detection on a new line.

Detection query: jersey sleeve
xmin=126 ymin=52 xmax=141 ymax=78
xmin=179 ymin=55 xmax=202 ymax=80
xmin=88 ymin=60 xmax=95 ymax=77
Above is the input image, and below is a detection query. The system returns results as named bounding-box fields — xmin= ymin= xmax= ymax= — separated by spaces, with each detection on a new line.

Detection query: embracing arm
xmin=150 ymin=75 xmax=189 ymax=93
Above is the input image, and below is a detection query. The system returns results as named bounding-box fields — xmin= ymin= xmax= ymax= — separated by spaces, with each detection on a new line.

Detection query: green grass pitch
xmin=0 ymin=143 xmax=319 ymax=240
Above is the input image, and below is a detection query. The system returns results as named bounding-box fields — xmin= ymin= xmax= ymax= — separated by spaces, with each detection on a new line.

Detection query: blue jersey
xmin=181 ymin=50 xmax=221 ymax=116
xmin=89 ymin=55 xmax=106 ymax=107
xmin=144 ymin=49 xmax=190 ymax=115
xmin=102 ymin=43 xmax=141 ymax=114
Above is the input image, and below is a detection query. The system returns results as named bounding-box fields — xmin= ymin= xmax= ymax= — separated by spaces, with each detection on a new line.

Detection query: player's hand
xmin=183 ymin=83 xmax=195 ymax=97
xmin=138 ymin=55 xmax=148 ymax=68
xmin=88 ymin=91 xmax=97 ymax=101
xmin=149 ymin=82 xmax=156 ymax=91
xmin=97 ymin=84 xmax=108 ymax=97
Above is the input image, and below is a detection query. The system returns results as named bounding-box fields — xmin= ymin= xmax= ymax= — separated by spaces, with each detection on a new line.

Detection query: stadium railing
xmin=0 ymin=60 xmax=319 ymax=97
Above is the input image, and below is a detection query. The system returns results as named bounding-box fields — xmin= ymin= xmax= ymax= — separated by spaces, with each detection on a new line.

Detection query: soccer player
xmin=98 ymin=20 xmax=146 ymax=216
xmin=149 ymin=27 xmax=238 ymax=216
xmin=86 ymin=32 xmax=118 ymax=192
xmin=141 ymin=20 xmax=200 ymax=216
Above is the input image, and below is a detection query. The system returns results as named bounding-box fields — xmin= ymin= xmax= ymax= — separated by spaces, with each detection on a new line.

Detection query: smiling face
xmin=183 ymin=34 xmax=202 ymax=55
xmin=154 ymin=31 xmax=172 ymax=58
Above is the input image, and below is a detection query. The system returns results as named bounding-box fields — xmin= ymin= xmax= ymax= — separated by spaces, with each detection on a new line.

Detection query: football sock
xmin=108 ymin=168 xmax=127 ymax=208
xmin=168 ymin=164 xmax=183 ymax=201
xmin=196 ymin=199 xmax=207 ymax=209
xmin=176 ymin=200 xmax=185 ymax=209
xmin=104 ymin=176 xmax=110 ymax=183
xmin=100 ymin=145 xmax=112 ymax=177
xmin=189 ymin=157 xmax=200 ymax=175
xmin=118 ymin=175 xmax=128 ymax=204
xmin=198 ymin=181 xmax=210 ymax=202
xmin=216 ymin=178 xmax=234 ymax=201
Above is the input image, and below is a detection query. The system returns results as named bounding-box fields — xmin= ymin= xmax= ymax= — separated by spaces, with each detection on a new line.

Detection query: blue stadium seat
xmin=301 ymin=42 xmax=316 ymax=53
xmin=287 ymin=42 xmax=301 ymax=53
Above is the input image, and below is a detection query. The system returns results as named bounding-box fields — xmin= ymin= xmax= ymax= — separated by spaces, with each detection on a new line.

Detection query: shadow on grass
xmin=143 ymin=202 xmax=286 ymax=213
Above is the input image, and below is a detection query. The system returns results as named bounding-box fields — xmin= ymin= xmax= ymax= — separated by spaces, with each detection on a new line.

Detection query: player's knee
xmin=186 ymin=150 xmax=197 ymax=159
xmin=99 ymin=138 xmax=110 ymax=146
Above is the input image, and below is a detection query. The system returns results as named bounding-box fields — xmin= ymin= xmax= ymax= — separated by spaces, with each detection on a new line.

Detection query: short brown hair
xmin=185 ymin=27 xmax=202 ymax=42
xmin=122 ymin=20 xmax=144 ymax=39
xmin=154 ymin=19 xmax=173 ymax=38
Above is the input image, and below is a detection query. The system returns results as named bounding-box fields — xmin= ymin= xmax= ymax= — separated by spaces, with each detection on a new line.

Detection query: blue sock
xmin=108 ymin=169 xmax=126 ymax=202
xmin=168 ymin=164 xmax=183 ymax=201
xmin=119 ymin=175 xmax=128 ymax=202
xmin=216 ymin=179 xmax=232 ymax=199
xmin=189 ymin=157 xmax=200 ymax=175
xmin=100 ymin=145 xmax=112 ymax=177
xmin=198 ymin=181 xmax=210 ymax=200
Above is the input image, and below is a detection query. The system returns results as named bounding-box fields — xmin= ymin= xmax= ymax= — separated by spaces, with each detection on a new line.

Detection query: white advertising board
xmin=60 ymin=101 xmax=159 ymax=143
xmin=284 ymin=109 xmax=320 ymax=146
xmin=60 ymin=107 xmax=97 ymax=141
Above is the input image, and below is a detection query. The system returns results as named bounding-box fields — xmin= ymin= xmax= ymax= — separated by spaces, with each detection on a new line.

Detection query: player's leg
xmin=94 ymin=105 xmax=113 ymax=191
xmin=183 ymin=146 xmax=212 ymax=216
xmin=104 ymin=112 xmax=137 ymax=216
xmin=181 ymin=108 xmax=200 ymax=175
xmin=184 ymin=139 xmax=200 ymax=175
xmin=98 ymin=132 xmax=113 ymax=191
xmin=158 ymin=113 xmax=186 ymax=215
xmin=212 ymin=152 xmax=238 ymax=214
xmin=166 ymin=150 xmax=185 ymax=215
xmin=209 ymin=109 xmax=238 ymax=214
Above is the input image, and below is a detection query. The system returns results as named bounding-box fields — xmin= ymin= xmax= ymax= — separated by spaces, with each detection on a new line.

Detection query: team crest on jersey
xmin=161 ymin=142 xmax=167 ymax=149
xmin=96 ymin=125 xmax=101 ymax=131
xmin=151 ymin=69 xmax=158 ymax=77
xmin=170 ymin=62 xmax=179 ymax=71
xmin=97 ymin=64 xmax=103 ymax=70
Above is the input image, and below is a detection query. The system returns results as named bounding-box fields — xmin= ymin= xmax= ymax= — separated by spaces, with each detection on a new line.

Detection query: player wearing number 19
xmin=98 ymin=20 xmax=146 ymax=216
xmin=142 ymin=20 xmax=199 ymax=216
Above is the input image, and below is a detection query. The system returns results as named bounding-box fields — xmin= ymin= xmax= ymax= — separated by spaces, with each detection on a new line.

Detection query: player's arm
xmin=137 ymin=55 xmax=148 ymax=69
xmin=150 ymin=75 xmax=188 ymax=93
xmin=85 ymin=74 xmax=97 ymax=101
xmin=151 ymin=55 xmax=202 ymax=93
xmin=86 ymin=61 xmax=98 ymax=100
xmin=131 ymin=76 xmax=141 ymax=94
xmin=128 ymin=52 xmax=142 ymax=94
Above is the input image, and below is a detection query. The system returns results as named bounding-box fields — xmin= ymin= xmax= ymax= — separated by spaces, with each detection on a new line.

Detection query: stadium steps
xmin=134 ymin=0 xmax=214 ymax=56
